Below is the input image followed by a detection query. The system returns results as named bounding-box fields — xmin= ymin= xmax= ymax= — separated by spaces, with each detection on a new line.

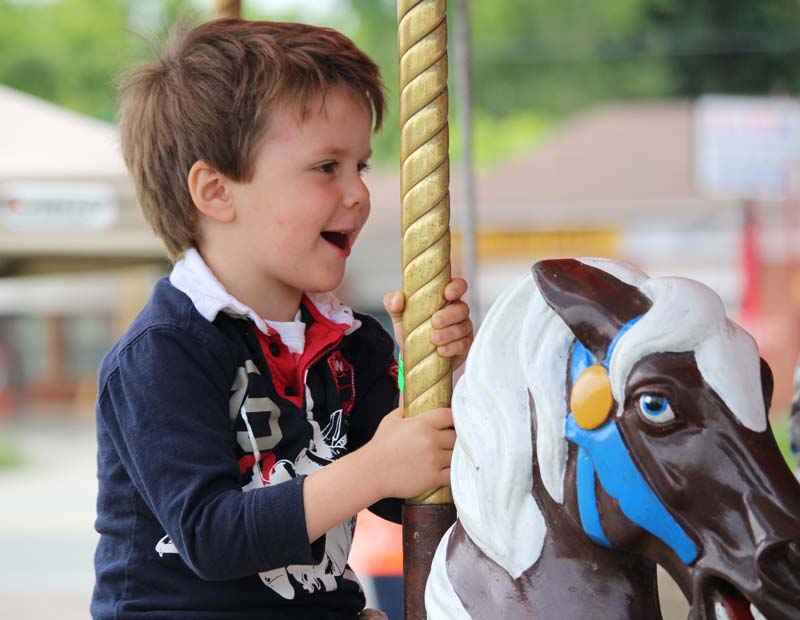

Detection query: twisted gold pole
xmin=213 ymin=0 xmax=241 ymax=18
xmin=399 ymin=0 xmax=452 ymax=505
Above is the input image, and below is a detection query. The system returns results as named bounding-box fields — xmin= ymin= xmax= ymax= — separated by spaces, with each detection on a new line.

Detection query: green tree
xmin=3 ymin=0 xmax=800 ymax=165
xmin=0 ymin=0 xmax=196 ymax=121
xmin=645 ymin=0 xmax=800 ymax=95
xmin=345 ymin=0 xmax=400 ymax=165
xmin=468 ymin=0 xmax=671 ymax=116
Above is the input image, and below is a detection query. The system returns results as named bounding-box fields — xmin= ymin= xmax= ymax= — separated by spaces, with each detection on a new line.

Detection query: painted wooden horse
xmin=426 ymin=258 xmax=800 ymax=620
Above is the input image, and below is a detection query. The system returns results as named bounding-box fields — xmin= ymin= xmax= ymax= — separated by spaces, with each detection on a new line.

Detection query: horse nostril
xmin=758 ymin=540 xmax=800 ymax=594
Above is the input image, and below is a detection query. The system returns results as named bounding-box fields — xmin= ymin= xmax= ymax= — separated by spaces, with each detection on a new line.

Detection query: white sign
xmin=0 ymin=182 xmax=118 ymax=231
xmin=695 ymin=96 xmax=800 ymax=199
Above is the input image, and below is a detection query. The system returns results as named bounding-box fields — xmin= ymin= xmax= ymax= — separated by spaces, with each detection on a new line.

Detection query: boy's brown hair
xmin=118 ymin=18 xmax=386 ymax=260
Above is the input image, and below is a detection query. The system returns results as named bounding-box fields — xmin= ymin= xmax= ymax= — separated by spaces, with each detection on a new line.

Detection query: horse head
xmin=426 ymin=258 xmax=800 ymax=620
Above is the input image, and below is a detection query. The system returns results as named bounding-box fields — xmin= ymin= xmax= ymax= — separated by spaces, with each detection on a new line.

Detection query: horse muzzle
xmin=693 ymin=535 xmax=800 ymax=620
xmin=689 ymin=467 xmax=800 ymax=620
xmin=747 ymin=538 xmax=800 ymax=620
xmin=743 ymin=478 xmax=800 ymax=619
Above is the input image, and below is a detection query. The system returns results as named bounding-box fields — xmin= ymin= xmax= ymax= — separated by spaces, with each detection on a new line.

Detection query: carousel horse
xmin=426 ymin=258 xmax=800 ymax=620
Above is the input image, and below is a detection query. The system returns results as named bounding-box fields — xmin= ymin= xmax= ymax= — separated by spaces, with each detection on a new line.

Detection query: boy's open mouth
xmin=321 ymin=231 xmax=351 ymax=252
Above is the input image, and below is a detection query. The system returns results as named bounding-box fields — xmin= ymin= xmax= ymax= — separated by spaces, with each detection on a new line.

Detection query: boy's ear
xmin=188 ymin=160 xmax=235 ymax=223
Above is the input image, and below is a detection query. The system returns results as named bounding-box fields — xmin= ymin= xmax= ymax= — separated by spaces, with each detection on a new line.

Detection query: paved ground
xmin=0 ymin=417 xmax=691 ymax=620
xmin=0 ymin=417 xmax=98 ymax=619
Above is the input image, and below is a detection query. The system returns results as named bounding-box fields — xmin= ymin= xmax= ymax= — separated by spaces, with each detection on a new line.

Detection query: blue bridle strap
xmin=566 ymin=317 xmax=699 ymax=565
xmin=575 ymin=446 xmax=611 ymax=547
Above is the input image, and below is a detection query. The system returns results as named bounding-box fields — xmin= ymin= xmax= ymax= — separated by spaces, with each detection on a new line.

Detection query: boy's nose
xmin=343 ymin=175 xmax=370 ymax=210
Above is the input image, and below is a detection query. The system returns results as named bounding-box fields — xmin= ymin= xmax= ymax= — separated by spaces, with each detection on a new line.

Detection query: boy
xmin=92 ymin=18 xmax=473 ymax=620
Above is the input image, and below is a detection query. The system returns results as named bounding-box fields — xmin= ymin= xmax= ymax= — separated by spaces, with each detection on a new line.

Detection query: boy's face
xmin=228 ymin=85 xmax=373 ymax=302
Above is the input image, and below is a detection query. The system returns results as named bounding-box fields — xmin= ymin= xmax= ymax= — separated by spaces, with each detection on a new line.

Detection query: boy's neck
xmin=199 ymin=247 xmax=302 ymax=322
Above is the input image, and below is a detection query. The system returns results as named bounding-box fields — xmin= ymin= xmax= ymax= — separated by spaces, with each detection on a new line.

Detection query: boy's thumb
xmin=383 ymin=291 xmax=404 ymax=325
xmin=384 ymin=291 xmax=406 ymax=355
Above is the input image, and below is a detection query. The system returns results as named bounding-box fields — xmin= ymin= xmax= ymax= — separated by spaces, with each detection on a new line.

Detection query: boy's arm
xmin=304 ymin=407 xmax=454 ymax=542
xmin=345 ymin=316 xmax=405 ymax=522
xmin=341 ymin=278 xmax=474 ymax=525
xmin=98 ymin=326 xmax=320 ymax=580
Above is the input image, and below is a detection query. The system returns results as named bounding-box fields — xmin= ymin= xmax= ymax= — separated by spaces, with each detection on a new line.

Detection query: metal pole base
xmin=402 ymin=503 xmax=457 ymax=620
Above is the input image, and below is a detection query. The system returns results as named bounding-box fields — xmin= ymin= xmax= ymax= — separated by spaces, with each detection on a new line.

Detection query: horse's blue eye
xmin=638 ymin=394 xmax=675 ymax=424
xmin=642 ymin=394 xmax=666 ymax=414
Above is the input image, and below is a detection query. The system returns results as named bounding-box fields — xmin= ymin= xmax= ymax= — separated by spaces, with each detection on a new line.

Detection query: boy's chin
xmin=304 ymin=273 xmax=346 ymax=295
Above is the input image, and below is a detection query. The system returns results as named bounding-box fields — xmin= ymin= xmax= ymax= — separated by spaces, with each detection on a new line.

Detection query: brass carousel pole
xmin=213 ymin=0 xmax=241 ymax=19
xmin=398 ymin=1 xmax=456 ymax=618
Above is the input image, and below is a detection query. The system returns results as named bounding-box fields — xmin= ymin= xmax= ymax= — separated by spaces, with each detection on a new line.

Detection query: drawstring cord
xmin=241 ymin=404 xmax=267 ymax=485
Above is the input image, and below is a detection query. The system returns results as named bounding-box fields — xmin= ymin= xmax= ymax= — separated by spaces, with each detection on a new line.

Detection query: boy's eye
xmin=358 ymin=161 xmax=371 ymax=175
xmin=316 ymin=162 xmax=338 ymax=174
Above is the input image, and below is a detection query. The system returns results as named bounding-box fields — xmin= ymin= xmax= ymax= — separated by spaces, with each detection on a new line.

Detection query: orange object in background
xmin=349 ymin=510 xmax=403 ymax=577
xmin=350 ymin=510 xmax=404 ymax=618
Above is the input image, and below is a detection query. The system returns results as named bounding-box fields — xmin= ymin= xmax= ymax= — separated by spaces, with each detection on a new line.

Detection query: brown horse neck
xmin=445 ymin=519 xmax=663 ymax=619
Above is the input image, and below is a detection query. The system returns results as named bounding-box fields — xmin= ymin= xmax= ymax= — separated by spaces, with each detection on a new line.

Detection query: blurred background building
xmin=0 ymin=83 xmax=165 ymax=418
xmin=2 ymin=0 xmax=800 ymax=415
xmin=3 ymin=89 xmax=799 ymax=415
xmin=2 ymin=1 xmax=800 ymax=619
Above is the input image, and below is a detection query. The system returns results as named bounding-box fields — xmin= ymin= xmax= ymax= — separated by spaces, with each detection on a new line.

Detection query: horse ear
xmin=532 ymin=259 xmax=652 ymax=359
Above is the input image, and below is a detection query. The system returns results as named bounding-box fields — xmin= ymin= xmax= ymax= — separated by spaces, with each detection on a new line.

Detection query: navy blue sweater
xmin=92 ymin=279 xmax=402 ymax=619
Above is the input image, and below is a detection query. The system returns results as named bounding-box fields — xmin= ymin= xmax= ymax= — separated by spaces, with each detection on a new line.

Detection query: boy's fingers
xmin=445 ymin=278 xmax=468 ymax=301
xmin=433 ymin=301 xmax=470 ymax=328
xmin=431 ymin=321 xmax=473 ymax=346
xmin=437 ymin=448 xmax=454 ymax=467
xmin=438 ymin=340 xmax=472 ymax=359
xmin=421 ymin=407 xmax=454 ymax=429
xmin=437 ymin=429 xmax=457 ymax=449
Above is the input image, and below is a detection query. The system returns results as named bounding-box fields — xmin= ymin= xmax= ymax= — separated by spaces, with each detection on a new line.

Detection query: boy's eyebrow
xmin=314 ymin=147 xmax=373 ymax=160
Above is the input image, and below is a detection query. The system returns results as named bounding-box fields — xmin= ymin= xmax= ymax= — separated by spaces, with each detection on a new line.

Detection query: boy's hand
xmin=383 ymin=277 xmax=474 ymax=370
xmin=366 ymin=407 xmax=455 ymax=499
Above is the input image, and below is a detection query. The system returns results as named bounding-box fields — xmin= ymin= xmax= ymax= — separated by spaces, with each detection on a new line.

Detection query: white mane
xmin=426 ymin=258 xmax=766 ymax=616
xmin=449 ymin=272 xmax=555 ymax=578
